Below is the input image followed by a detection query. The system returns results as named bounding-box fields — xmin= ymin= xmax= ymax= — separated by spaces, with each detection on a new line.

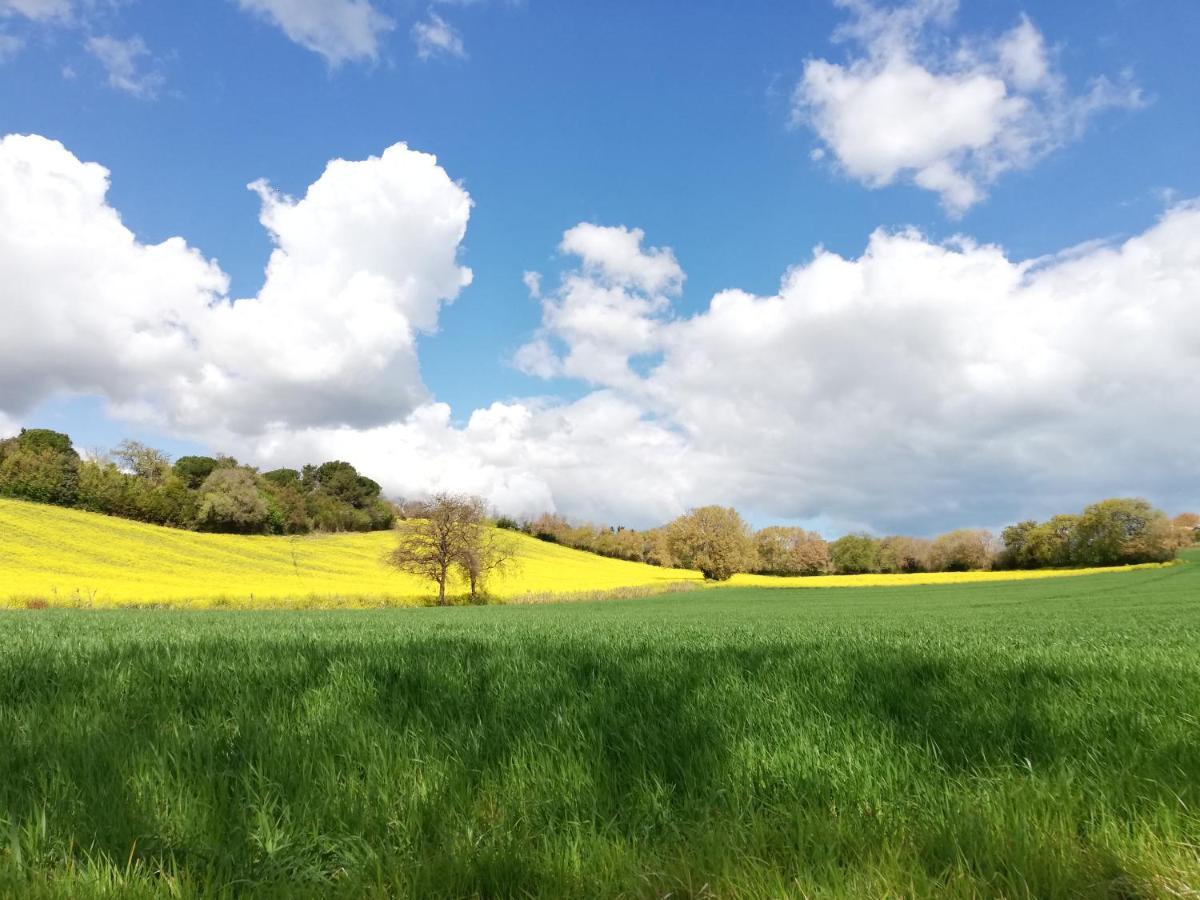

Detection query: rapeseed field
xmin=0 ymin=498 xmax=1169 ymax=606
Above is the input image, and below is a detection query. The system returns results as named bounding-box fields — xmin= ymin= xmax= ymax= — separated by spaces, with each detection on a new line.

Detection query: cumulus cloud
xmin=0 ymin=134 xmax=471 ymax=438
xmin=559 ymin=223 xmax=684 ymax=296
xmin=85 ymin=35 xmax=164 ymax=98
xmin=503 ymin=208 xmax=1200 ymax=530
xmin=3 ymin=134 xmax=1197 ymax=533
xmin=515 ymin=225 xmax=682 ymax=389
xmin=795 ymin=0 xmax=1144 ymax=214
xmin=412 ymin=10 xmax=465 ymax=60
xmin=236 ymin=0 xmax=393 ymax=65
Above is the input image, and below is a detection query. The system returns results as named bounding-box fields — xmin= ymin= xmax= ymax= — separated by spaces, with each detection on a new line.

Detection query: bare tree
xmin=389 ymin=493 xmax=513 ymax=605
xmin=113 ymin=440 xmax=171 ymax=484
xmin=457 ymin=525 xmax=517 ymax=602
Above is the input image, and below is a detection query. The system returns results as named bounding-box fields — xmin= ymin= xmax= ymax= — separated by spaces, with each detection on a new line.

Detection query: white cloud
xmin=0 ymin=0 xmax=71 ymax=22
xmin=559 ymin=223 xmax=684 ymax=296
xmin=515 ymin=225 xmax=681 ymax=388
xmin=503 ymin=209 xmax=1200 ymax=530
xmin=795 ymin=0 xmax=1143 ymax=215
xmin=412 ymin=10 xmax=465 ymax=61
xmin=0 ymin=134 xmax=471 ymax=439
xmin=3 ymin=134 xmax=1197 ymax=533
xmin=236 ymin=0 xmax=392 ymax=65
xmin=85 ymin=35 xmax=164 ymax=98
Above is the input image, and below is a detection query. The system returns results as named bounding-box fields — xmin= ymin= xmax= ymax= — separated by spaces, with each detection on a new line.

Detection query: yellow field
xmin=0 ymin=498 xmax=1169 ymax=607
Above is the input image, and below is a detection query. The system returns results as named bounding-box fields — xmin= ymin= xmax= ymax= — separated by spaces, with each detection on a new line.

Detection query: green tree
xmin=261 ymin=478 xmax=311 ymax=534
xmin=829 ymin=533 xmax=880 ymax=575
xmin=195 ymin=468 xmax=270 ymax=534
xmin=999 ymin=521 xmax=1038 ymax=569
xmin=1025 ymin=514 xmax=1079 ymax=568
xmin=1073 ymin=498 xmax=1176 ymax=566
xmin=262 ymin=468 xmax=301 ymax=488
xmin=666 ymin=506 xmax=754 ymax=581
xmin=0 ymin=429 xmax=80 ymax=506
xmin=173 ymin=456 xmax=220 ymax=489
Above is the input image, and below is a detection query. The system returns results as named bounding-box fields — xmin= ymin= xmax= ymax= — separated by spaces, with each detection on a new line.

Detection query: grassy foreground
xmin=1 ymin=557 xmax=1199 ymax=898
xmin=0 ymin=498 xmax=1168 ymax=607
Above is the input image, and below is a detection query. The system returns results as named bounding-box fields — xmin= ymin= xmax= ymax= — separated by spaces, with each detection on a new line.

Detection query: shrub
xmin=195 ymin=468 xmax=270 ymax=534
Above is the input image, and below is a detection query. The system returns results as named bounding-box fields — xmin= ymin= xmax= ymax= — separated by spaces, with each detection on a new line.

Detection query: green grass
xmin=1 ymin=554 xmax=1198 ymax=898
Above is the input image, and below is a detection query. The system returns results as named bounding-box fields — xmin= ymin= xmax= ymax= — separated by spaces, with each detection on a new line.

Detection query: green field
xmin=1 ymin=556 xmax=1198 ymax=898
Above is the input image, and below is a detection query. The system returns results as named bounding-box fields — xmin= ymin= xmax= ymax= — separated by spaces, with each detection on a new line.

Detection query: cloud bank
xmin=2 ymin=134 xmax=1197 ymax=533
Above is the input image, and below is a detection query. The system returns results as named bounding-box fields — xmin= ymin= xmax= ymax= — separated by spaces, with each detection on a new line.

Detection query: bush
xmin=0 ymin=430 xmax=80 ymax=506
xmin=195 ymin=468 xmax=270 ymax=534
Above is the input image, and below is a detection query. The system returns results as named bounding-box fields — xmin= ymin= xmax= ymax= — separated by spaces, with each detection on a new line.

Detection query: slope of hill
xmin=0 ymin=498 xmax=1173 ymax=607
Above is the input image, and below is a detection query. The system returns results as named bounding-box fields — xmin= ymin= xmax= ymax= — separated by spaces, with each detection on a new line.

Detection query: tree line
xmin=3 ymin=427 xmax=1195 ymax=578
xmin=505 ymin=498 xmax=1196 ymax=581
xmin=0 ymin=428 xmax=393 ymax=534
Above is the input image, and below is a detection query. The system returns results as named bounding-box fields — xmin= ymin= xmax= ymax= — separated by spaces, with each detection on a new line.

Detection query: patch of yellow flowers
xmin=0 ymin=498 xmax=1170 ymax=609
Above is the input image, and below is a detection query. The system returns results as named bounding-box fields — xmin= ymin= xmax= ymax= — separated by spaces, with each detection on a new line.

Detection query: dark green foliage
xmin=12 ymin=428 xmax=75 ymax=455
xmin=173 ymin=456 xmax=220 ymax=489
xmin=1 ymin=561 xmax=1199 ymax=897
xmin=0 ymin=429 xmax=80 ymax=506
xmin=3 ymin=428 xmax=394 ymax=536
xmin=261 ymin=478 xmax=311 ymax=535
xmin=495 ymin=515 xmax=520 ymax=531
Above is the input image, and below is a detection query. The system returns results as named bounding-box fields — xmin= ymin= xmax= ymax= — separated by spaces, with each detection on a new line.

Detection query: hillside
xmin=0 ymin=498 xmax=1172 ymax=607
xmin=0 ymin=498 xmax=702 ymax=606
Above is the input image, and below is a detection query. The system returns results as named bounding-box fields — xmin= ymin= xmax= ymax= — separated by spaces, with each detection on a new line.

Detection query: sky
xmin=0 ymin=0 xmax=1198 ymax=536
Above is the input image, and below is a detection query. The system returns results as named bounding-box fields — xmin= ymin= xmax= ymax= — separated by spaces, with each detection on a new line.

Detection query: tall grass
xmin=1 ymin=558 xmax=1198 ymax=897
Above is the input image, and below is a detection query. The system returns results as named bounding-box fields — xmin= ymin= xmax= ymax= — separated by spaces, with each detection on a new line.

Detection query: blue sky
xmin=1 ymin=0 xmax=1198 ymax=533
